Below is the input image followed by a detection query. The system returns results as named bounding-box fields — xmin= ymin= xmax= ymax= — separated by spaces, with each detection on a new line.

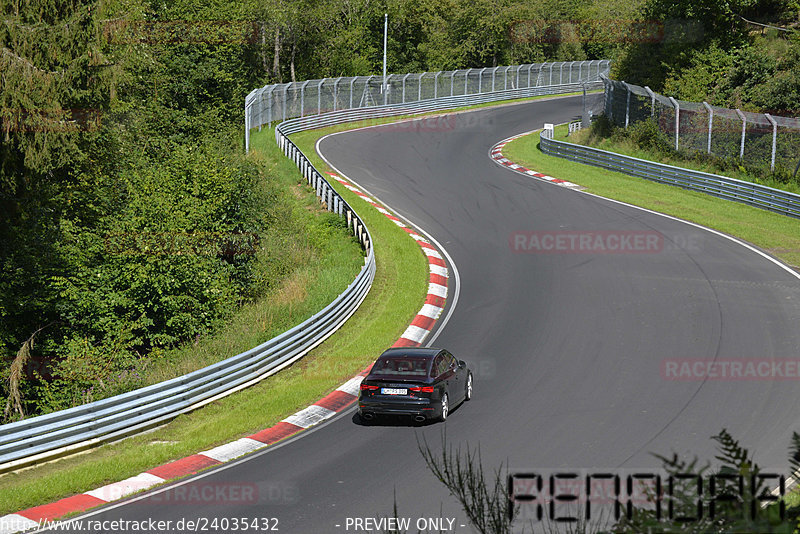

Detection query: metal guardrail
xmin=540 ymin=126 xmax=800 ymax=219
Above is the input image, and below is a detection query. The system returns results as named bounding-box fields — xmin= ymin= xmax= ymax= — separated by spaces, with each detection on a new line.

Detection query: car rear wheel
xmin=440 ymin=393 xmax=449 ymax=422
xmin=465 ymin=373 xmax=473 ymax=401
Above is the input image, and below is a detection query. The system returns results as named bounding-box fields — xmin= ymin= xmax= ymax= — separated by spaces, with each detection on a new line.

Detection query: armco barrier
xmin=540 ymin=126 xmax=800 ymax=219
xmin=0 ymin=67 xmax=608 ymax=474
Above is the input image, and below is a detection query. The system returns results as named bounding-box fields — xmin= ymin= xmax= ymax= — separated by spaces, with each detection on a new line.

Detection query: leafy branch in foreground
xmin=616 ymin=429 xmax=794 ymax=533
xmin=417 ymin=433 xmax=513 ymax=534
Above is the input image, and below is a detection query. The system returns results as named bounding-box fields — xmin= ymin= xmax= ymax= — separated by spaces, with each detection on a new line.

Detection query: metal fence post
xmin=645 ymin=86 xmax=655 ymax=117
xmin=386 ymin=74 xmax=394 ymax=103
xmin=766 ymin=113 xmax=778 ymax=172
xmin=504 ymin=66 xmax=511 ymax=90
xmin=418 ymin=72 xmax=423 ymax=100
xmin=244 ymin=100 xmax=250 ymax=152
xmin=669 ymin=97 xmax=680 ymax=150
xmin=267 ymin=86 xmax=274 ymax=126
xmin=549 ymin=63 xmax=553 ymax=86
xmin=253 ymin=91 xmax=264 ymax=132
xmin=465 ymin=68 xmax=471 ymax=94
xmin=479 ymin=67 xmax=487 ymax=92
xmin=559 ymin=63 xmax=564 ymax=84
xmin=581 ymin=82 xmax=590 ymax=127
xmin=703 ymin=102 xmax=713 ymax=154
xmin=333 ymin=78 xmax=340 ymax=111
xmin=434 ymin=71 xmax=440 ymax=99
xmin=492 ymin=67 xmax=496 ymax=91
xmin=349 ymin=77 xmax=356 ymax=109
xmin=366 ymin=75 xmax=376 ymax=106
xmin=300 ymin=80 xmax=309 ymax=117
xmin=317 ymin=78 xmax=325 ymax=114
xmin=607 ymin=79 xmax=613 ymax=122
xmin=402 ymin=73 xmax=410 ymax=102
xmin=282 ymin=83 xmax=288 ymax=121
xmin=623 ymin=82 xmax=630 ymax=128
xmin=735 ymin=109 xmax=746 ymax=159
xmin=516 ymin=64 xmax=522 ymax=88
xmin=528 ymin=64 xmax=534 ymax=87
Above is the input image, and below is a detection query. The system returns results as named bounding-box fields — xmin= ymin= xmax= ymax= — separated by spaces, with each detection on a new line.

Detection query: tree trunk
xmin=261 ymin=22 xmax=268 ymax=75
xmin=273 ymin=27 xmax=281 ymax=83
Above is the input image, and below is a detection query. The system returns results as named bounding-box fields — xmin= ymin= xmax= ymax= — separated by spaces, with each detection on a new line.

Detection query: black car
xmin=358 ymin=347 xmax=472 ymax=423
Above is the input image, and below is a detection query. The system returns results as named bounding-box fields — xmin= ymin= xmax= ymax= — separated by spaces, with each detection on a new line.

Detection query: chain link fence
xmin=246 ymin=60 xmax=611 ymax=150
xmin=603 ymin=77 xmax=800 ymax=176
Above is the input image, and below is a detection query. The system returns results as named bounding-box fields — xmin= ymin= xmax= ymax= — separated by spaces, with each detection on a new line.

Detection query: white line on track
xmin=315 ymin=131 xmax=462 ymax=348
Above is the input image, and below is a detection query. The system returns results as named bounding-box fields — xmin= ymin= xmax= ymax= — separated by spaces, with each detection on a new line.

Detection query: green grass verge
xmin=0 ymin=125 xmax=428 ymax=516
xmin=502 ymin=124 xmax=800 ymax=270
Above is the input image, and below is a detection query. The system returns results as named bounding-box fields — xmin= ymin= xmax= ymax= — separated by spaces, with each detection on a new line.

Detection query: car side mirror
xmin=458 ymin=360 xmax=466 ymax=369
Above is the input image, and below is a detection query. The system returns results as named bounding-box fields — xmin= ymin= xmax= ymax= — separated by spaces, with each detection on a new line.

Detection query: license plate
xmin=381 ymin=388 xmax=407 ymax=395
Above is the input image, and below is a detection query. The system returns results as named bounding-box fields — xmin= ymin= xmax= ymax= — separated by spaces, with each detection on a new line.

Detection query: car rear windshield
xmin=371 ymin=356 xmax=430 ymax=378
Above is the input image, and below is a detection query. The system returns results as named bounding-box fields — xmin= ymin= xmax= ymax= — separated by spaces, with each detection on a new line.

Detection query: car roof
xmin=377 ymin=347 xmax=444 ymax=359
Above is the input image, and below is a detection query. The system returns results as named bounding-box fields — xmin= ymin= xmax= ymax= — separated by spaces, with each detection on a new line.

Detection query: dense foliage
xmin=0 ymin=0 xmax=276 ymax=418
xmin=614 ymin=0 xmax=800 ymax=115
xmin=2 ymin=0 xmax=798 ymax=420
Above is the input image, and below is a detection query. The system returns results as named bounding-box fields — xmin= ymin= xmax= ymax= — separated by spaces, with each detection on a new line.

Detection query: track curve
xmin=45 ymin=95 xmax=800 ymax=533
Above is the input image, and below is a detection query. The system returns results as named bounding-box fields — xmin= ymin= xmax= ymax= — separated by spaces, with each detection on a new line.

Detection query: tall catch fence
xmin=603 ymin=78 xmax=800 ymax=176
xmin=246 ymin=60 xmax=611 ymax=151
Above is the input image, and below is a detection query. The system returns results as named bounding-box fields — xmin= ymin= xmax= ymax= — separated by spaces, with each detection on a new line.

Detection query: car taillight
xmin=409 ymin=386 xmax=433 ymax=392
xmin=360 ymin=384 xmax=379 ymax=391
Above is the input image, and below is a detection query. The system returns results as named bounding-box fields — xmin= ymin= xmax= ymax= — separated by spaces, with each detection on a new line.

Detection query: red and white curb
xmin=0 ymin=174 xmax=449 ymax=534
xmin=327 ymin=172 xmax=448 ymax=347
xmin=490 ymin=131 xmax=583 ymax=190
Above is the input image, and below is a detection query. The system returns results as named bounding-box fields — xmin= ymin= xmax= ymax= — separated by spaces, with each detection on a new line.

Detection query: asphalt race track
xmin=46 ymin=95 xmax=800 ymax=533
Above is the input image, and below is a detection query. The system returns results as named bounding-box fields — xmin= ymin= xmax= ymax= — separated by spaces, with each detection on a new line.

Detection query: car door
xmin=433 ymin=353 xmax=450 ymax=399
xmin=443 ymin=351 xmax=463 ymax=402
